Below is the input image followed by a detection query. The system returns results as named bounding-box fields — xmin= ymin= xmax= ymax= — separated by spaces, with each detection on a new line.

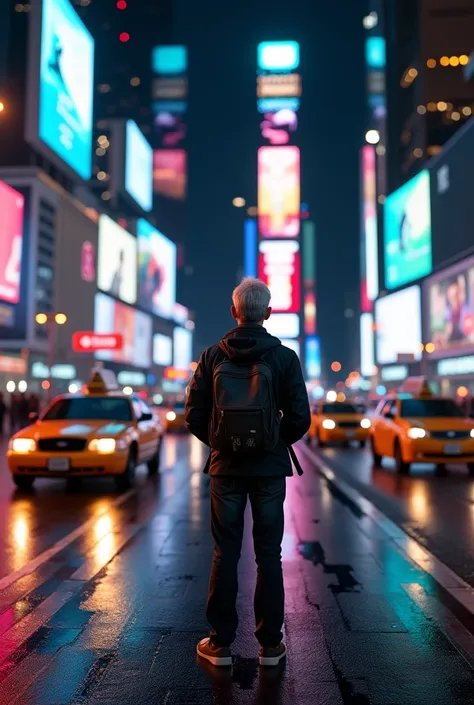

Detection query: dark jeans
xmin=207 ymin=476 xmax=286 ymax=648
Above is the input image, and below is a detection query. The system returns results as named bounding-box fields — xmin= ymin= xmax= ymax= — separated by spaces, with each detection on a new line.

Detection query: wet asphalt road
xmin=307 ymin=440 xmax=474 ymax=588
xmin=0 ymin=434 xmax=473 ymax=704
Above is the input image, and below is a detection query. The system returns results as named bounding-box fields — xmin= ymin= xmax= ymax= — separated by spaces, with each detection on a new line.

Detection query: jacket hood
xmin=218 ymin=324 xmax=281 ymax=362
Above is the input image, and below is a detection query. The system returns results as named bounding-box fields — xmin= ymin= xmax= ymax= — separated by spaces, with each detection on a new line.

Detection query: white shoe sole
xmin=196 ymin=644 xmax=232 ymax=667
xmin=259 ymin=651 xmax=287 ymax=667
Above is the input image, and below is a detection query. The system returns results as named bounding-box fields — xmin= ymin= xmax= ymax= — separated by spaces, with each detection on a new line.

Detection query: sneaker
xmin=196 ymin=637 xmax=232 ymax=667
xmin=259 ymin=642 xmax=287 ymax=667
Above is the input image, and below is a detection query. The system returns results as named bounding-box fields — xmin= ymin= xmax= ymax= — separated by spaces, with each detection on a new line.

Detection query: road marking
xmin=298 ymin=442 xmax=474 ymax=617
xmin=0 ymin=489 xmax=135 ymax=593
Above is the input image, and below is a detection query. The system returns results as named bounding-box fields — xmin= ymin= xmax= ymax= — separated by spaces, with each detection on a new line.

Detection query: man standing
xmin=185 ymin=278 xmax=311 ymax=667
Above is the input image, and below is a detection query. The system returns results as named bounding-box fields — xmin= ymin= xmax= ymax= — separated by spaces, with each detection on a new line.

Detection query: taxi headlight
xmin=470 ymin=429 xmax=474 ymax=439
xmin=407 ymin=427 xmax=427 ymax=440
xmin=322 ymin=419 xmax=336 ymax=430
xmin=166 ymin=411 xmax=177 ymax=422
xmin=360 ymin=418 xmax=371 ymax=429
xmin=11 ymin=438 xmax=36 ymax=453
xmin=88 ymin=438 xmax=116 ymax=454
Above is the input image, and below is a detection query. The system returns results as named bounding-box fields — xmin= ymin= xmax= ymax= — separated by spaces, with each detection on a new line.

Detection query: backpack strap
xmin=288 ymin=445 xmax=304 ymax=476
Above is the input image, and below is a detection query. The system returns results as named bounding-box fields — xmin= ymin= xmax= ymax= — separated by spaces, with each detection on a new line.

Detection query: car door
xmin=374 ymin=401 xmax=394 ymax=456
xmin=382 ymin=400 xmax=399 ymax=458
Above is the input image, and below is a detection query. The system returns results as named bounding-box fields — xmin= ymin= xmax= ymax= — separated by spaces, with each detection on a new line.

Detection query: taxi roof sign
xmin=86 ymin=368 xmax=119 ymax=394
xmin=399 ymin=376 xmax=432 ymax=398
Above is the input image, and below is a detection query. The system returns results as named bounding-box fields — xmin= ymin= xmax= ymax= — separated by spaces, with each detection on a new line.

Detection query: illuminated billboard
xmin=27 ymin=0 xmax=94 ymax=179
xmin=305 ymin=337 xmax=321 ymax=379
xmin=375 ymin=286 xmax=422 ymax=365
xmin=153 ymin=333 xmax=173 ymax=366
xmin=0 ymin=182 xmax=24 ymax=305
xmin=94 ymin=293 xmax=135 ymax=365
xmin=366 ymin=37 xmax=386 ymax=69
xmin=152 ymin=45 xmax=187 ymax=75
xmin=244 ymin=220 xmax=257 ymax=278
xmin=258 ymin=146 xmax=300 ymax=238
xmin=133 ymin=310 xmax=152 ymax=368
xmin=384 ymin=170 xmax=432 ymax=290
xmin=258 ymin=42 xmax=300 ymax=72
xmin=264 ymin=313 xmax=299 ymax=339
xmin=137 ymin=219 xmax=176 ymax=319
xmin=362 ymin=145 xmax=378 ymax=303
xmin=153 ymin=149 xmax=187 ymax=199
xmin=173 ymin=327 xmax=193 ymax=370
xmin=125 ymin=121 xmax=153 ymax=212
xmin=97 ymin=216 xmax=137 ymax=305
xmin=425 ymin=256 xmax=474 ymax=359
xmin=258 ymin=240 xmax=300 ymax=313
xmin=257 ymin=75 xmax=301 ymax=98
xmin=360 ymin=313 xmax=375 ymax=378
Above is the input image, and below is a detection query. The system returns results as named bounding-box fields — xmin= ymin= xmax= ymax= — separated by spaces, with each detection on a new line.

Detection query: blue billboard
xmin=38 ymin=0 xmax=94 ymax=179
xmin=125 ymin=121 xmax=153 ymax=212
xmin=305 ymin=337 xmax=321 ymax=379
xmin=258 ymin=42 xmax=300 ymax=72
xmin=384 ymin=170 xmax=432 ymax=290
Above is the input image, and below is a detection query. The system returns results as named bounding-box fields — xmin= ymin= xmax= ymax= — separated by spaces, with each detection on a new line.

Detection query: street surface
xmin=0 ymin=434 xmax=473 ymax=704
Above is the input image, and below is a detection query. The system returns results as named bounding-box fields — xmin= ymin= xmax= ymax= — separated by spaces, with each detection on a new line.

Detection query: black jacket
xmin=185 ymin=323 xmax=311 ymax=477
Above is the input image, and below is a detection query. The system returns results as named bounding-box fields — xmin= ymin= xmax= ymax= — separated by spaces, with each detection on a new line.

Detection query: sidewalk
xmin=0 ymin=442 xmax=473 ymax=705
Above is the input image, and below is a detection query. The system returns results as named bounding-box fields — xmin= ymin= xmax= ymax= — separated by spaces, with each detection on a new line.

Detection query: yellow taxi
xmin=370 ymin=380 xmax=474 ymax=475
xmin=164 ymin=401 xmax=187 ymax=433
xmin=7 ymin=369 xmax=163 ymax=491
xmin=308 ymin=401 xmax=372 ymax=448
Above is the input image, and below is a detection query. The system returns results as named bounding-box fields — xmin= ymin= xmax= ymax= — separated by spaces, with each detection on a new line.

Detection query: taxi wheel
xmin=305 ymin=434 xmax=312 ymax=446
xmin=147 ymin=442 xmax=162 ymax=476
xmin=317 ymin=431 xmax=326 ymax=448
xmin=13 ymin=475 xmax=35 ymax=491
xmin=394 ymin=440 xmax=410 ymax=475
xmin=467 ymin=463 xmax=474 ymax=476
xmin=370 ymin=438 xmax=382 ymax=465
xmin=358 ymin=440 xmax=366 ymax=448
xmin=115 ymin=448 xmax=136 ymax=491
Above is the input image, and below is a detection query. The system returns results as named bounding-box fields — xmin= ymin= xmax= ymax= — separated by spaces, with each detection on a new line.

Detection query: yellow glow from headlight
xmin=322 ymin=419 xmax=336 ymax=430
xmin=13 ymin=518 xmax=28 ymax=549
xmin=166 ymin=411 xmax=177 ymax=422
xmin=408 ymin=427 xmax=426 ymax=440
xmin=12 ymin=438 xmax=36 ymax=453
xmin=94 ymin=514 xmax=113 ymax=541
xmin=88 ymin=438 xmax=116 ymax=453
xmin=360 ymin=418 xmax=371 ymax=429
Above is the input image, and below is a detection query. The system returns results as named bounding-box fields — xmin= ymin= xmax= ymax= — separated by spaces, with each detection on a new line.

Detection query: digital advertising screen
xmin=125 ymin=120 xmax=153 ymax=212
xmin=258 ymin=146 xmax=300 ymax=238
xmin=258 ymin=240 xmax=300 ymax=313
xmin=257 ymin=42 xmax=300 ymax=72
xmin=264 ymin=313 xmax=299 ymax=339
xmin=97 ymin=215 xmax=137 ymax=305
xmin=360 ymin=313 xmax=375 ymax=378
xmin=94 ymin=293 xmax=135 ymax=365
xmin=375 ymin=286 xmax=422 ymax=365
xmin=153 ymin=149 xmax=187 ymax=199
xmin=133 ymin=310 xmax=152 ymax=368
xmin=425 ymin=256 xmax=474 ymax=359
xmin=305 ymin=337 xmax=321 ymax=379
xmin=29 ymin=0 xmax=94 ymax=180
xmin=137 ymin=219 xmax=176 ymax=319
xmin=153 ymin=333 xmax=173 ymax=366
xmin=173 ymin=326 xmax=193 ymax=370
xmin=362 ymin=145 xmax=378 ymax=302
xmin=384 ymin=170 xmax=432 ymax=290
xmin=152 ymin=45 xmax=187 ymax=75
xmin=0 ymin=182 xmax=24 ymax=305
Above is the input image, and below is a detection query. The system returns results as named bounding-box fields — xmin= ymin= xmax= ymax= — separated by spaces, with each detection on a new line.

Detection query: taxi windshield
xmin=400 ymin=399 xmax=464 ymax=418
xmin=322 ymin=403 xmax=357 ymax=414
xmin=42 ymin=397 xmax=133 ymax=422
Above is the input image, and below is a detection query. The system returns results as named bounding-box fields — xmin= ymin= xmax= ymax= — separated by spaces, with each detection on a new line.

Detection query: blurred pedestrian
xmin=0 ymin=393 xmax=6 ymax=436
xmin=9 ymin=393 xmax=19 ymax=433
xmin=18 ymin=393 xmax=29 ymax=429
xmin=186 ymin=278 xmax=310 ymax=667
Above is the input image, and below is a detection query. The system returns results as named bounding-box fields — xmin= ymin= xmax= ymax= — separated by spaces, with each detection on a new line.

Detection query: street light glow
xmin=365 ymin=129 xmax=380 ymax=145
xmin=232 ymin=197 xmax=246 ymax=207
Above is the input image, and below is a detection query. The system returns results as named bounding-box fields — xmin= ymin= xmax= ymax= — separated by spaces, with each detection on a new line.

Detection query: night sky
xmin=176 ymin=0 xmax=365 ymax=375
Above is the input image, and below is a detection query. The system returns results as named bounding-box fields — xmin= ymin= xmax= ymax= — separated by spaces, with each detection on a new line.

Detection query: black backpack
xmin=209 ymin=354 xmax=280 ymax=454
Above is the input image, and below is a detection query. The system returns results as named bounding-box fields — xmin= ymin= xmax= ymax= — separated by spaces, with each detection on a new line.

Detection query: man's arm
xmin=185 ymin=350 xmax=212 ymax=445
xmin=279 ymin=351 xmax=311 ymax=445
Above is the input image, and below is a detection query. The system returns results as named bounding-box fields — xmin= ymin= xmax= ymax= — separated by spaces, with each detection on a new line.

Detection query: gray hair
xmin=232 ymin=278 xmax=271 ymax=323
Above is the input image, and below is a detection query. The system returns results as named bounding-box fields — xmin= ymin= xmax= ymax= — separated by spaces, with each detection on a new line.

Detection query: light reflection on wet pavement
xmin=0 ymin=435 xmax=472 ymax=704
